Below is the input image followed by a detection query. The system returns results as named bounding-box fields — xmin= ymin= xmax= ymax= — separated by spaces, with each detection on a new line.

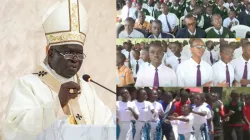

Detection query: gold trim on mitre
xmin=43 ymin=0 xmax=87 ymax=47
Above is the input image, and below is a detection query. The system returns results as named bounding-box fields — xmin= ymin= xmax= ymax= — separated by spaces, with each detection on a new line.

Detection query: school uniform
xmin=203 ymin=14 xmax=212 ymax=30
xmin=213 ymin=6 xmax=228 ymax=20
xmin=206 ymin=27 xmax=235 ymax=38
xmin=184 ymin=5 xmax=195 ymax=16
xmin=158 ymin=13 xmax=179 ymax=33
xmin=117 ymin=65 xmax=135 ymax=87
xmin=116 ymin=101 xmax=139 ymax=140
xmin=233 ymin=46 xmax=242 ymax=59
xmin=192 ymin=103 xmax=212 ymax=140
xmin=134 ymin=8 xmax=151 ymax=18
xmin=134 ymin=101 xmax=154 ymax=140
xmin=223 ymin=17 xmax=239 ymax=28
xmin=130 ymin=59 xmax=144 ymax=78
xmin=212 ymin=60 xmax=234 ymax=87
xmin=118 ymin=29 xmax=145 ymax=38
xmin=149 ymin=101 xmax=164 ymax=140
xmin=176 ymin=58 xmax=213 ymax=87
xmin=166 ymin=55 xmax=189 ymax=71
xmin=135 ymin=63 xmax=177 ymax=87
xmin=231 ymin=56 xmax=250 ymax=87
xmin=170 ymin=113 xmax=196 ymax=140
xmin=201 ymin=49 xmax=219 ymax=65
xmin=169 ymin=5 xmax=183 ymax=18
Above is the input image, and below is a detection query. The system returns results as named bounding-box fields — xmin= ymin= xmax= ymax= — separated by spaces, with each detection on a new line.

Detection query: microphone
xmin=82 ymin=74 xmax=116 ymax=94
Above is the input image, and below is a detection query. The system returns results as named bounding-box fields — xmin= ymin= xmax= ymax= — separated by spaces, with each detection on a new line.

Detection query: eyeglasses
xmin=186 ymin=22 xmax=196 ymax=27
xmin=54 ymin=49 xmax=86 ymax=60
xmin=194 ymin=45 xmax=206 ymax=50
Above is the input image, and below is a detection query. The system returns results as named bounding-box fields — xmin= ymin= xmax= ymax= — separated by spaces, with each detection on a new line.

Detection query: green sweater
xmin=213 ymin=6 xmax=228 ymax=20
xmin=154 ymin=9 xmax=162 ymax=19
xmin=169 ymin=6 xmax=183 ymax=18
xmin=206 ymin=27 xmax=235 ymax=38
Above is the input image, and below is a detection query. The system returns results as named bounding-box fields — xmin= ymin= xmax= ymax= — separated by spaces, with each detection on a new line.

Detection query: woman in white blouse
xmin=147 ymin=88 xmax=164 ymax=140
xmin=116 ymin=88 xmax=139 ymax=140
xmin=134 ymin=88 xmax=155 ymax=140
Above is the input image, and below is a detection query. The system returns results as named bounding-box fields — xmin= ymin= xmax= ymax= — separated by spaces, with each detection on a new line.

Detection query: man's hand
xmin=210 ymin=129 xmax=214 ymax=135
xmin=58 ymin=81 xmax=81 ymax=108
xmin=240 ymin=79 xmax=249 ymax=86
xmin=202 ymin=81 xmax=213 ymax=87
xmin=127 ymin=107 xmax=133 ymax=112
xmin=216 ymin=80 xmax=229 ymax=87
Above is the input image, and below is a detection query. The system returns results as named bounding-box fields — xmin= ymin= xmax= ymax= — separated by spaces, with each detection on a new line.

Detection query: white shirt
xmin=184 ymin=5 xmax=194 ymax=16
xmin=188 ymin=29 xmax=196 ymax=36
xmin=197 ymin=15 xmax=204 ymax=29
xmin=231 ymin=55 xmax=250 ymax=87
xmin=213 ymin=27 xmax=224 ymax=35
xmin=158 ymin=13 xmax=179 ymax=33
xmin=131 ymin=59 xmax=144 ymax=78
xmin=122 ymin=49 xmax=135 ymax=68
xmin=135 ymin=101 xmax=154 ymax=121
xmin=170 ymin=113 xmax=194 ymax=134
xmin=223 ymin=17 xmax=239 ymax=28
xmin=116 ymin=101 xmax=139 ymax=121
xmin=192 ymin=103 xmax=212 ymax=125
xmin=202 ymin=49 xmax=220 ymax=65
xmin=176 ymin=58 xmax=213 ymax=86
xmin=181 ymin=44 xmax=192 ymax=58
xmin=151 ymin=101 xmax=164 ymax=122
xmin=121 ymin=6 xmax=137 ymax=21
xmin=162 ymin=48 xmax=174 ymax=66
xmin=135 ymin=63 xmax=177 ymax=87
xmin=118 ymin=29 xmax=145 ymax=38
xmin=212 ymin=60 xmax=234 ymax=86
xmin=223 ymin=2 xmax=234 ymax=9
xmin=166 ymin=55 xmax=189 ymax=71
xmin=233 ymin=47 xmax=242 ymax=59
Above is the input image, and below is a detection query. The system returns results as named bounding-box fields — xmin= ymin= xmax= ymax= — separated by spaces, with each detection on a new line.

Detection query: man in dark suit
xmin=238 ymin=3 xmax=250 ymax=27
xmin=148 ymin=20 xmax=174 ymax=38
xmin=176 ymin=14 xmax=206 ymax=38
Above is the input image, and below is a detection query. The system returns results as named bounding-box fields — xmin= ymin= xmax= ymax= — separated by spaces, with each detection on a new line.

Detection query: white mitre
xmin=43 ymin=0 xmax=88 ymax=48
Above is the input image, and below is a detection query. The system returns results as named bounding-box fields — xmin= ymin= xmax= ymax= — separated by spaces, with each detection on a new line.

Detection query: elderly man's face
xmin=48 ymin=44 xmax=83 ymax=78
xmin=185 ymin=17 xmax=196 ymax=33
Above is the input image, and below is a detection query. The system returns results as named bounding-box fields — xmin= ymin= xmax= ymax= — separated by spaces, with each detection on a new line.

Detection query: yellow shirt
xmin=134 ymin=21 xmax=152 ymax=33
xmin=117 ymin=65 xmax=135 ymax=87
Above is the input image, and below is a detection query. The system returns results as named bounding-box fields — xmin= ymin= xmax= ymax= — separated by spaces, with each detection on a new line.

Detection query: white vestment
xmin=3 ymin=63 xmax=114 ymax=140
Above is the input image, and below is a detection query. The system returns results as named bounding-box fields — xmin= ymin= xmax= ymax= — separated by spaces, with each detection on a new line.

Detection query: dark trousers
xmin=161 ymin=122 xmax=176 ymax=140
xmin=243 ymin=130 xmax=250 ymax=140
xmin=214 ymin=130 xmax=223 ymax=140
xmin=224 ymin=126 xmax=243 ymax=140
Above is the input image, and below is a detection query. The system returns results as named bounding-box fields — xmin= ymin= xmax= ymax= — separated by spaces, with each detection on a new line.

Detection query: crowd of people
xmin=116 ymin=38 xmax=250 ymax=87
xmin=116 ymin=87 xmax=250 ymax=140
xmin=116 ymin=0 xmax=250 ymax=38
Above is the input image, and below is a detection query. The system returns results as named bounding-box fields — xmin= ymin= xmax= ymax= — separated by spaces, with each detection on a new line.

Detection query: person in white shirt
xmin=116 ymin=88 xmax=139 ymax=140
xmin=192 ymin=93 xmax=212 ymax=140
xmin=233 ymin=38 xmax=249 ymax=59
xmin=202 ymin=40 xmax=219 ymax=65
xmin=231 ymin=42 xmax=250 ymax=87
xmin=166 ymin=104 xmax=195 ymax=140
xmin=212 ymin=45 xmax=235 ymax=87
xmin=177 ymin=39 xmax=213 ymax=87
xmin=121 ymin=0 xmax=137 ymax=21
xmin=166 ymin=41 xmax=189 ymax=71
xmin=131 ymin=50 xmax=144 ymax=79
xmin=162 ymin=41 xmax=175 ymax=66
xmin=158 ymin=3 xmax=178 ymax=34
xmin=118 ymin=17 xmax=145 ymax=38
xmin=223 ymin=10 xmax=239 ymax=29
xmin=122 ymin=42 xmax=134 ymax=68
xmin=135 ymin=41 xmax=177 ymax=87
xmin=147 ymin=89 xmax=164 ymax=140
xmin=223 ymin=0 xmax=233 ymax=9
xmin=181 ymin=39 xmax=192 ymax=58
xmin=140 ymin=48 xmax=150 ymax=69
xmin=134 ymin=88 xmax=155 ymax=140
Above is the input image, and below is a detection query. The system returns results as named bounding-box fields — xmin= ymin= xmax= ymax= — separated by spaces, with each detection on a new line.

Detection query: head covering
xmin=43 ymin=0 xmax=88 ymax=51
